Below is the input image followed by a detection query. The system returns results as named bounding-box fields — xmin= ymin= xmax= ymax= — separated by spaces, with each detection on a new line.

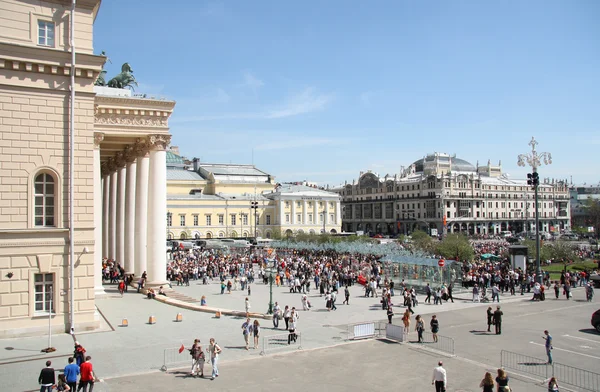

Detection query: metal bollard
xmin=148 ymin=315 xmax=156 ymax=324
xmin=175 ymin=313 xmax=183 ymax=322
xmin=121 ymin=318 xmax=128 ymax=327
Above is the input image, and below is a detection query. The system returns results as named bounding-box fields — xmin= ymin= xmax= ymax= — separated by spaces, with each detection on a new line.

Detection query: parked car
xmin=592 ymin=309 xmax=600 ymax=333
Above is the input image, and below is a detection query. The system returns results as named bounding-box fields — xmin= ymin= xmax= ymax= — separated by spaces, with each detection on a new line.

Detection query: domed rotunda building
xmin=334 ymin=152 xmax=570 ymax=237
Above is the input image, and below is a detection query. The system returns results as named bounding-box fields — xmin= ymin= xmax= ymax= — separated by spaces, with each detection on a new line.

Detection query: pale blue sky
xmin=94 ymin=0 xmax=600 ymax=186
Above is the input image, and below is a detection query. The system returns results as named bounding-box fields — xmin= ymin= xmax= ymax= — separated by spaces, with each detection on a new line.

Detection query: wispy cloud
xmin=263 ymin=87 xmax=332 ymax=119
xmin=255 ymin=137 xmax=340 ymax=151
xmin=171 ymin=87 xmax=333 ymax=122
xmin=360 ymin=91 xmax=373 ymax=106
xmin=215 ymin=88 xmax=230 ymax=103
xmin=241 ymin=71 xmax=264 ymax=92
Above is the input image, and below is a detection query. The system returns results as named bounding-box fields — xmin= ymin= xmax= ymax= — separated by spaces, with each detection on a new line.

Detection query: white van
xmin=500 ymin=231 xmax=512 ymax=238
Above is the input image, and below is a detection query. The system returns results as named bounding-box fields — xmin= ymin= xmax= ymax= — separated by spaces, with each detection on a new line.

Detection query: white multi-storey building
xmin=335 ymin=153 xmax=570 ymax=236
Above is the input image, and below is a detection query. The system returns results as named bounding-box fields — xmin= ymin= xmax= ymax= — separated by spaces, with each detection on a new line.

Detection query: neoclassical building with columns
xmin=165 ymin=153 xmax=343 ymax=239
xmin=0 ymin=0 xmax=175 ymax=337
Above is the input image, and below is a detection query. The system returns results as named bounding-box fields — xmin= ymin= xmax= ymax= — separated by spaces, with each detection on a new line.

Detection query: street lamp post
xmin=251 ymin=201 xmax=258 ymax=239
xmin=266 ymin=256 xmax=275 ymax=314
xmin=518 ymin=137 xmax=552 ymax=284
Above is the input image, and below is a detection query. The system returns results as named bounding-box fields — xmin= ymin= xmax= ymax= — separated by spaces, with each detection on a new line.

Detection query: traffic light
xmin=527 ymin=172 xmax=539 ymax=187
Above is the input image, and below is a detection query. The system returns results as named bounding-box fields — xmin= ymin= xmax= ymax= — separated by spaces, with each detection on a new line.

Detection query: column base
xmin=94 ymin=286 xmax=107 ymax=297
xmin=145 ymin=280 xmax=170 ymax=289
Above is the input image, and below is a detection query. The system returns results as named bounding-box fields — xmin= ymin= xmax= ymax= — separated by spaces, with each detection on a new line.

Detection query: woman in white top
xmin=207 ymin=338 xmax=221 ymax=380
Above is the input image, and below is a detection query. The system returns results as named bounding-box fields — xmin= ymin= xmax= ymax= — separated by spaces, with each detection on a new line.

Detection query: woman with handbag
xmin=495 ymin=368 xmax=510 ymax=392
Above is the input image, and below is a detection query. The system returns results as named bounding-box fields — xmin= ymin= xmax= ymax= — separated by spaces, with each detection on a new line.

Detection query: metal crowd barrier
xmin=501 ymin=350 xmax=600 ymax=392
xmin=408 ymin=331 xmax=455 ymax=356
xmin=161 ymin=346 xmax=193 ymax=372
xmin=260 ymin=332 xmax=302 ymax=356
xmin=347 ymin=322 xmax=380 ymax=340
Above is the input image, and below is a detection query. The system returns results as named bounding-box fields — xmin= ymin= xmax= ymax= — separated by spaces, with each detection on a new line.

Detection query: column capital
xmin=94 ymin=132 xmax=105 ymax=149
xmin=102 ymin=157 xmax=117 ymax=176
xmin=134 ymin=138 xmax=150 ymax=158
xmin=147 ymin=134 xmax=172 ymax=151
xmin=114 ymin=151 xmax=127 ymax=168
xmin=124 ymin=145 xmax=137 ymax=163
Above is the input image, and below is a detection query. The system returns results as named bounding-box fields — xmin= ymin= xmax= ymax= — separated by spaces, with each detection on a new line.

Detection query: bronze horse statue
xmin=107 ymin=63 xmax=138 ymax=90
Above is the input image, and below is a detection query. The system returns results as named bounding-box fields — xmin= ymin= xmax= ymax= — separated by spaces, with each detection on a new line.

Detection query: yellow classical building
xmin=0 ymin=0 xmax=175 ymax=337
xmin=166 ymin=152 xmax=342 ymax=239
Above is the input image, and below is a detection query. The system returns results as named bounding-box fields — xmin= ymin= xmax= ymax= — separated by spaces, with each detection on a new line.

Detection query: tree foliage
xmin=583 ymin=198 xmax=600 ymax=237
xmin=410 ymin=230 xmax=434 ymax=252
xmin=436 ymin=234 xmax=474 ymax=261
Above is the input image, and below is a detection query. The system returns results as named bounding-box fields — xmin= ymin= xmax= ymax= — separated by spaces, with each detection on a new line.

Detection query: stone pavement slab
xmin=95 ymin=339 xmax=546 ymax=392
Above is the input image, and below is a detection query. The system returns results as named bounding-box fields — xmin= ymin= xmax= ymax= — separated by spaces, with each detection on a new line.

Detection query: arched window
xmin=34 ymin=172 xmax=55 ymax=227
xmin=180 ymin=232 xmax=187 ymax=240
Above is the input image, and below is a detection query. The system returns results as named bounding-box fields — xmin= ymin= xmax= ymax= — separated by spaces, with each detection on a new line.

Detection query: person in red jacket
xmin=77 ymin=356 xmax=95 ymax=392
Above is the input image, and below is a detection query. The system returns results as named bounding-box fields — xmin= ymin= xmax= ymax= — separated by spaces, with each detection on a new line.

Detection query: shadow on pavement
xmin=578 ymin=328 xmax=599 ymax=335
xmin=469 ymin=330 xmax=492 ymax=335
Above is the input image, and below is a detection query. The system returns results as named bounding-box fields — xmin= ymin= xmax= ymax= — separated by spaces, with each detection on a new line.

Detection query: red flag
xmin=178 ymin=344 xmax=185 ymax=354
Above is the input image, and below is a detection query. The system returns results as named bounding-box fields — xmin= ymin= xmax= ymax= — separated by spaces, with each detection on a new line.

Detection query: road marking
xmin=563 ymin=334 xmax=600 ymax=345
xmin=529 ymin=341 xmax=600 ymax=360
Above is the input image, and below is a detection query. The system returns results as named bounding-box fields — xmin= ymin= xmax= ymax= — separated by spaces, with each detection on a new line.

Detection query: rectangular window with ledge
xmin=38 ymin=20 xmax=55 ymax=47
xmin=206 ymin=215 xmax=212 ymax=226
xmin=193 ymin=215 xmax=198 ymax=226
xmin=266 ymin=215 xmax=271 ymax=225
xmin=218 ymin=215 xmax=224 ymax=225
xmin=34 ymin=273 xmax=54 ymax=314
xmin=180 ymin=215 xmax=185 ymax=226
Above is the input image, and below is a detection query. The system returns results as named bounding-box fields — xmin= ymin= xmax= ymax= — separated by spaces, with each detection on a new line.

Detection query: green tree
xmin=410 ymin=230 xmax=433 ymax=252
xmin=582 ymin=198 xmax=600 ymax=237
xmin=547 ymin=240 xmax=576 ymax=261
xmin=521 ymin=239 xmax=552 ymax=262
xmin=436 ymin=234 xmax=474 ymax=261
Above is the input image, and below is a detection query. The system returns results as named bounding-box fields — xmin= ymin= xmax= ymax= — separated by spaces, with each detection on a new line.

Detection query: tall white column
xmin=93 ymin=133 xmax=105 ymax=295
xmin=102 ymin=175 xmax=109 ymax=258
xmin=108 ymin=170 xmax=117 ymax=260
xmin=291 ymin=200 xmax=297 ymax=224
xmin=336 ymin=200 xmax=341 ymax=226
xmin=278 ymin=200 xmax=284 ymax=225
xmin=116 ymin=161 xmax=126 ymax=267
xmin=325 ymin=200 xmax=330 ymax=227
xmin=313 ymin=201 xmax=318 ymax=230
xmin=302 ymin=200 xmax=308 ymax=226
xmin=146 ymin=135 xmax=170 ymax=286
xmin=134 ymin=150 xmax=149 ymax=277
xmin=124 ymin=156 xmax=137 ymax=275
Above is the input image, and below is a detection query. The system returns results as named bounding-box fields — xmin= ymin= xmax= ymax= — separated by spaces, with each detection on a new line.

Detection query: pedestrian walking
xmin=553 ymin=282 xmax=560 ymax=299
xmin=241 ymin=318 xmax=251 ymax=350
xmin=330 ymin=290 xmax=337 ymax=311
xmin=283 ymin=305 xmax=291 ymax=330
xmin=415 ymin=315 xmax=425 ymax=343
xmin=493 ymin=306 xmax=503 ymax=335
xmin=76 ymin=356 xmax=95 ymax=392
xmin=430 ymin=315 xmax=439 ymax=342
xmin=479 ymin=371 xmax=494 ymax=392
xmin=189 ymin=339 xmax=204 ymax=377
xmin=387 ymin=305 xmax=394 ymax=324
xmin=431 ymin=361 xmax=447 ymax=392
xmin=245 ymin=297 xmax=250 ymax=317
xmin=38 ymin=360 xmax=55 ymax=392
xmin=272 ymin=302 xmax=281 ymax=329
xmin=447 ymin=283 xmax=454 ymax=303
xmin=343 ymin=285 xmax=350 ymax=305
xmin=425 ymin=283 xmax=432 ymax=303
xmin=544 ymin=330 xmax=553 ymax=364
xmin=473 ymin=284 xmax=480 ymax=302
xmin=402 ymin=309 xmax=411 ymax=333
xmin=57 ymin=374 xmax=71 ymax=391
xmin=207 ymin=338 xmax=221 ymax=380
xmin=486 ymin=306 xmax=493 ymax=332
xmin=548 ymin=376 xmax=559 ymax=391
xmin=491 ymin=284 xmax=500 ymax=302
xmin=63 ymin=357 xmax=80 ymax=391
xmin=495 ymin=368 xmax=510 ymax=392
xmin=253 ymin=320 xmax=260 ymax=349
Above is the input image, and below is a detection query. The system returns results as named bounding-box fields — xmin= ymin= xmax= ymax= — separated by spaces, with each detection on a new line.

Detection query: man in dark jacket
xmin=38 ymin=360 xmax=55 ymax=392
xmin=493 ymin=306 xmax=503 ymax=335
